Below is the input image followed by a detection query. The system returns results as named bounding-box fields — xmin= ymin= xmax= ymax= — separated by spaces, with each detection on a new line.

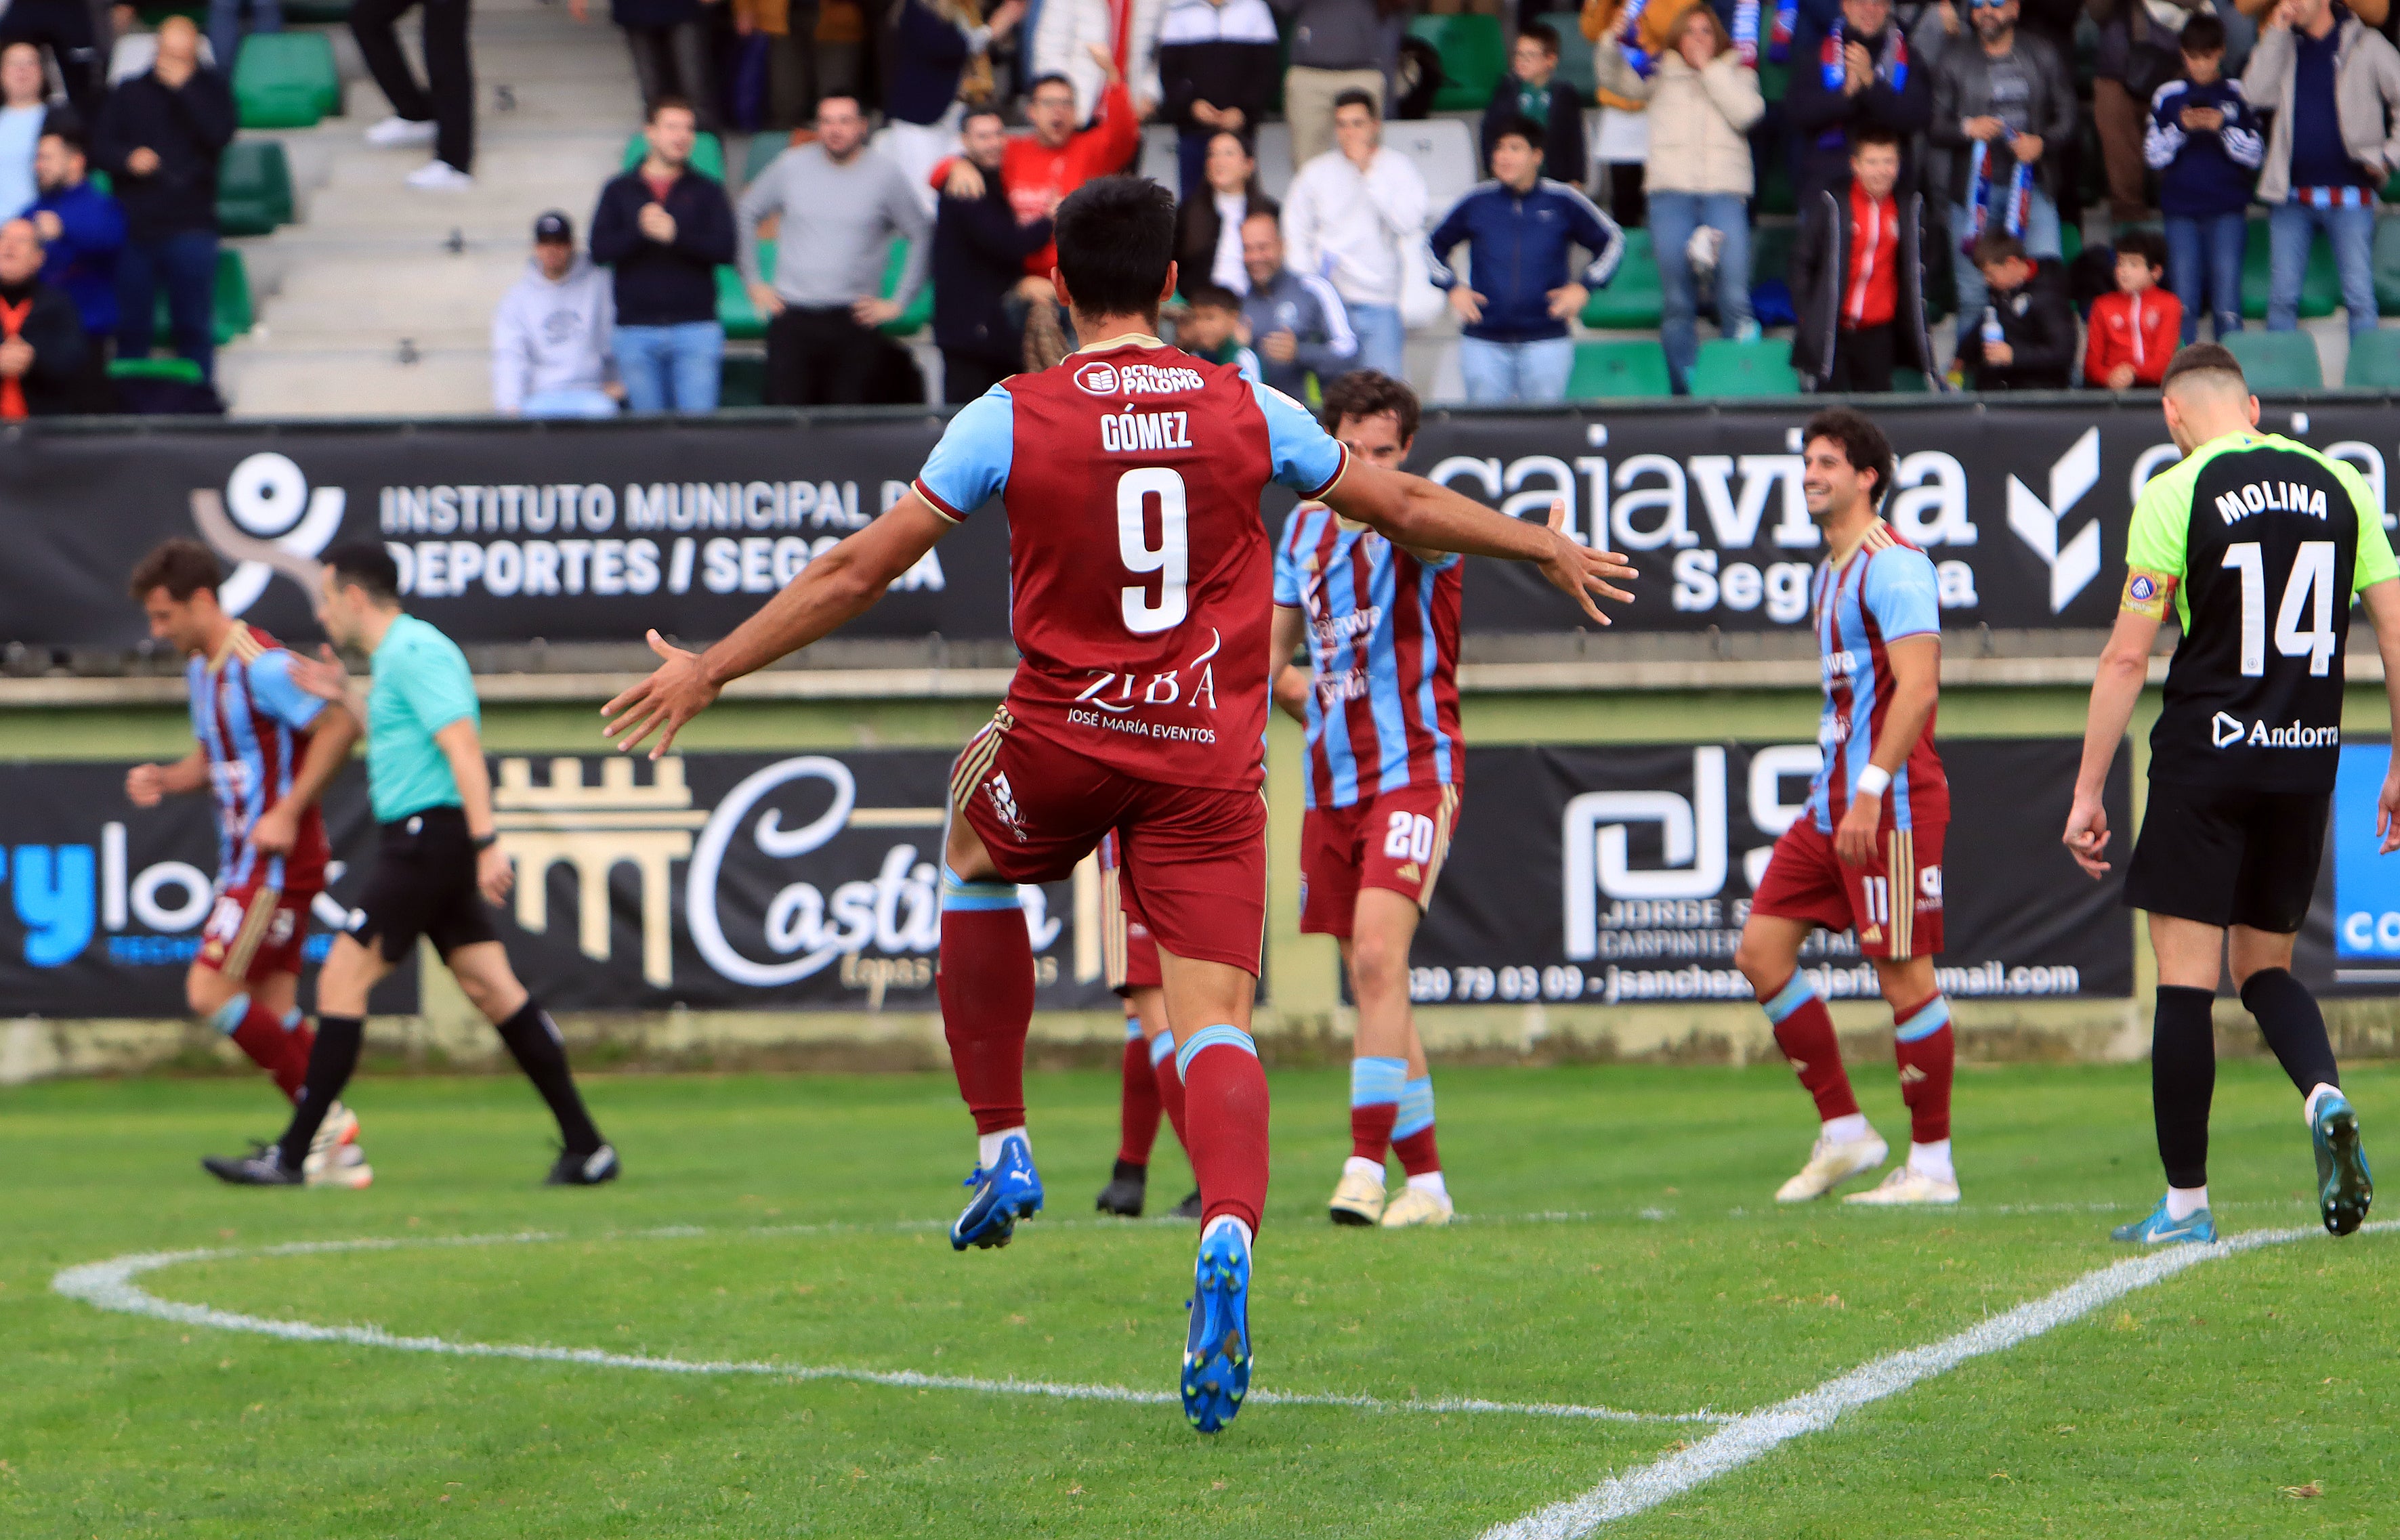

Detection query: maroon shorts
xmin=197 ymin=876 xmax=317 ymax=983
xmin=1750 ymin=815 xmax=1946 ymax=961
xmin=1299 ymin=782 xmax=1461 ymax=938
xmin=1101 ymin=862 xmax=1164 ymax=993
xmin=953 ymin=710 xmax=1267 ymax=975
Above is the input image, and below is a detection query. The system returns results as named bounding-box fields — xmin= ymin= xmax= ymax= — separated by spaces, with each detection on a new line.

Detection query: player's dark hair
xmin=1521 ymin=20 xmax=1561 ymax=53
xmin=1185 ymin=281 xmax=1242 ymax=312
xmin=1972 ymin=231 xmax=2028 ymax=270
xmin=2162 ymin=341 xmax=2247 ymax=393
xmin=1053 ymin=175 xmax=1177 ymax=319
xmin=1496 ymin=116 xmax=1546 ymax=154
xmin=324 ymin=541 xmax=403 ymax=604
xmin=1803 ymin=407 xmax=1895 ymax=509
xmin=129 ymin=537 xmax=221 ymax=601
xmin=2179 ymin=12 xmax=2225 ymax=54
xmin=1332 ymin=88 xmax=1380 ymax=117
xmin=2115 ymin=228 xmax=2168 ymax=274
xmin=1851 ymin=123 xmax=1902 ymax=154
xmin=1320 ymin=369 xmax=1421 ymax=446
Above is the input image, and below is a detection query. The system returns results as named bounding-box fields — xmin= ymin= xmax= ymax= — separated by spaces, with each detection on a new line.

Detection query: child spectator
xmin=1176 ymin=281 xmax=1261 ymax=378
xmin=2084 ymin=229 xmax=2182 ymax=389
xmin=1958 ymin=231 xmax=2073 ymax=389
xmin=1793 ymin=125 xmax=1936 ymax=392
xmin=1482 ymin=22 xmax=1588 ymax=187
xmin=2145 ymin=14 xmax=2260 ymax=343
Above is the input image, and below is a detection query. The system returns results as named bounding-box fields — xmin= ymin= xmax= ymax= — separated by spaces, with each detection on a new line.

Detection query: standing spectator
xmin=884 ymin=0 xmax=1026 ymax=207
xmin=1929 ymin=0 xmax=2073 ymax=337
xmin=932 ymin=105 xmax=1053 ymax=402
xmin=1032 ymin=0 xmax=1164 ymax=124
xmin=740 ymin=93 xmax=929 ymax=405
xmin=1426 ymin=119 xmax=1624 ymax=404
xmin=1956 ymin=231 xmax=2073 ymax=388
xmin=208 ymin=0 xmax=281 ymax=89
xmin=942 ymin=46 xmax=1141 ymax=293
xmin=590 ymin=97 xmax=737 ymax=412
xmin=1157 ymin=0 xmax=1279 ymax=195
xmin=2084 ymin=229 xmax=2182 ymax=388
xmin=1793 ymin=125 xmax=1937 ymax=392
xmin=1585 ymin=0 xmax=1685 ymax=229
xmin=1238 ymin=209 xmax=1354 ymax=397
xmin=1282 ymin=89 xmax=1426 ymax=379
xmin=0 ymin=44 xmax=47 ymax=221
xmin=1272 ymin=0 xmax=1405 ymax=169
xmin=30 ymin=127 xmax=125 ymax=345
xmin=0 ymin=217 xmax=98 ymax=413
xmin=569 ymin=0 xmax=721 ymax=135
xmin=1783 ymin=0 xmax=1932 ymax=207
xmin=95 ymin=16 xmax=234 ymax=381
xmin=354 ymin=0 xmax=475 ymax=188
xmin=2244 ymin=0 xmax=2400 ymax=339
xmin=2148 ymin=14 xmax=2260 ymax=343
xmin=2090 ymin=0 xmax=2206 ymax=223
xmin=1602 ymin=4 xmax=1762 ymax=395
xmin=1482 ymin=22 xmax=1587 ymax=186
xmin=492 ymin=211 xmax=620 ymax=419
xmin=1175 ymin=127 xmax=1274 ymax=295
xmin=0 ymin=0 xmax=99 ymax=124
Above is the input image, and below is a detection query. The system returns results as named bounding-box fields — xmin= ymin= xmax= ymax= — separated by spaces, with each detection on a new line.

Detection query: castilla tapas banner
xmin=3 ymin=398 xmax=2395 ymax=647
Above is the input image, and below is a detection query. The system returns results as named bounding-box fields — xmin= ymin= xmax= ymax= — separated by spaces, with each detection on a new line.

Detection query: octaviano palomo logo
xmin=2006 ymin=427 xmax=2103 ymax=612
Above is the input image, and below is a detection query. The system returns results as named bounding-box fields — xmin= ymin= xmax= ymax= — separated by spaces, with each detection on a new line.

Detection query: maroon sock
xmin=1184 ymin=1042 xmax=1270 ymax=1235
xmin=1893 ymin=998 xmax=1956 ymax=1145
xmin=1393 ymin=1126 xmax=1440 ymax=1178
xmin=228 ymin=1002 xmax=308 ymax=1102
xmin=1116 ymin=1035 xmax=1162 ymax=1164
xmin=1153 ymin=1047 xmax=1190 ymax=1152
xmin=936 ymin=906 xmax=1034 ymax=1135
xmin=281 ymin=1015 xmax=316 ymax=1105
xmin=1350 ymin=1102 xmax=1397 ymax=1164
xmin=1765 ymin=981 xmax=1860 ymax=1122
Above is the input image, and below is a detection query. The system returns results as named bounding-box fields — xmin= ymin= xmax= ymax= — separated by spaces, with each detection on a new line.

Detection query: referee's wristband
xmin=470 ymin=831 xmax=499 ymax=851
xmin=1855 ymin=765 xmax=1891 ymax=799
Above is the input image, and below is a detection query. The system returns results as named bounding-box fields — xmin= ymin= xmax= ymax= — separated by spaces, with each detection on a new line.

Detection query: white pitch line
xmin=50 ymin=1231 xmax=1718 ymax=1427
xmin=1482 ymin=1220 xmax=2395 ymax=1540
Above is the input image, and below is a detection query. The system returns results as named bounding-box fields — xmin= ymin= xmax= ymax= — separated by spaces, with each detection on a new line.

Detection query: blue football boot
xmin=1181 ymin=1221 xmax=1252 ymax=1433
xmin=2109 ymin=1195 xmax=2217 ymax=1245
xmin=949 ymin=1134 xmax=1043 ymax=1251
xmin=2312 ymin=1090 xmax=2374 ymax=1237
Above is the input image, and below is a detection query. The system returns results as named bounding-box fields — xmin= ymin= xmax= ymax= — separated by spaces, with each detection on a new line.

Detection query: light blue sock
xmin=1350 ymin=1055 xmax=1406 ymax=1109
xmin=1175 ymin=1024 xmax=1257 ymax=1082
xmin=1148 ymin=1030 xmax=1176 ymax=1068
xmin=207 ymin=993 xmax=250 ymax=1035
xmin=1393 ymin=1075 xmax=1435 ymax=1140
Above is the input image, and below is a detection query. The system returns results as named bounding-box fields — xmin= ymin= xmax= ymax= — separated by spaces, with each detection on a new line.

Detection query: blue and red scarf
xmin=1961 ymin=139 xmax=2031 ymax=256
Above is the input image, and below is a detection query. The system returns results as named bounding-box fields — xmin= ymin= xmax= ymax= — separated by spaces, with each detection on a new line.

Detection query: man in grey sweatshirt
xmin=490 ymin=211 xmax=618 ymax=417
xmin=737 ymin=93 xmax=932 ymax=406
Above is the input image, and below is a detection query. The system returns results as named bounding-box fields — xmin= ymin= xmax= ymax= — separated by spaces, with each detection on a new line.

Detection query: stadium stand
xmin=214 ymin=140 xmax=295 ymax=236
xmin=2220 ymin=328 xmax=2325 ymax=393
xmin=2342 ymin=326 xmax=2400 ymax=389
xmin=231 ymin=31 xmax=342 ymax=129
xmin=1685 ymin=335 xmax=1800 ymax=397
xmin=1566 ymin=337 xmax=1670 ymax=398
xmin=1409 ymin=13 xmax=1504 ymax=114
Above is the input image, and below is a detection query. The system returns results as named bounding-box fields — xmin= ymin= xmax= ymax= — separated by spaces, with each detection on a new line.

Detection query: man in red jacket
xmin=941 ymin=43 xmax=1142 ymax=290
xmin=2085 ymin=230 xmax=2183 ymax=390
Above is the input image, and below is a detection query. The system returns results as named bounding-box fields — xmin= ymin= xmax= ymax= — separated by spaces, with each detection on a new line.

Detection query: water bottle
xmin=1980 ymin=305 xmax=2004 ymax=349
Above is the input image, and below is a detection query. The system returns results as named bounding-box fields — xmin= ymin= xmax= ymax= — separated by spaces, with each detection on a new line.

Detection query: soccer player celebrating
xmin=203 ymin=544 xmax=618 ymax=1189
xmin=602 ymin=175 xmax=1634 ymax=1432
xmin=1734 ymin=408 xmax=1960 ymax=1207
xmin=1095 ymin=830 xmax=1200 ymax=1220
xmin=126 ymin=540 xmax=369 ymax=1186
xmin=1267 ymin=372 xmax=1462 ymax=1229
xmin=2065 ymin=343 xmax=2393 ymax=1244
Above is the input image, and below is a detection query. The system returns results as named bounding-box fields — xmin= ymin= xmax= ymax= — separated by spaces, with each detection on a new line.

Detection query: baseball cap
xmin=532 ymin=210 xmax=573 ymax=244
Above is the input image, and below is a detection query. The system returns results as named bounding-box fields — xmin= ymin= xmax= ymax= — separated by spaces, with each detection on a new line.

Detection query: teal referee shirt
xmin=365 ymin=613 xmax=480 ymax=824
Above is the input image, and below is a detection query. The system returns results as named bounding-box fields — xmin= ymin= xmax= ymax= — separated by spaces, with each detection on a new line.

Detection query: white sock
xmin=1907 ymin=1139 xmax=1954 ymax=1184
xmin=977 ymin=1126 xmax=1028 ymax=1171
xmin=1343 ymin=1155 xmax=1386 ymax=1184
xmin=1822 ymin=1113 xmax=1870 ymax=1144
xmin=2166 ymin=1184 xmax=2209 ymax=1221
xmin=2304 ymin=1083 xmax=2342 ymax=1126
xmin=1201 ymin=1214 xmax=1254 ymax=1250
xmin=1406 ymin=1171 xmax=1448 ymax=1201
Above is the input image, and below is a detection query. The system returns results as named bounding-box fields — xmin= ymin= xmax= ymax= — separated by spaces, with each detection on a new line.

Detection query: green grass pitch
xmin=3 ymin=1060 xmax=2393 ymax=1537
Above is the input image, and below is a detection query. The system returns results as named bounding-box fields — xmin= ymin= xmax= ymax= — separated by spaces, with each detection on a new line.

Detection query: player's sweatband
xmin=1855 ymin=765 xmax=1891 ymax=798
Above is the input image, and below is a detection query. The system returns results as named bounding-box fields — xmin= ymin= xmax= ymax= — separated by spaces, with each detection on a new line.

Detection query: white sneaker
xmin=307 ymin=1099 xmax=358 ymax=1161
xmin=1774 ymin=1130 xmax=1889 ymax=1203
xmin=1378 ymin=1185 xmax=1454 ymax=1227
xmin=1328 ymin=1166 xmax=1386 ymax=1226
xmin=304 ymin=1141 xmax=374 ymax=1189
xmin=365 ymin=115 xmax=436 ymax=148
xmin=404 ymin=161 xmax=475 ymax=190
xmin=1842 ymin=1165 xmax=1961 ymax=1206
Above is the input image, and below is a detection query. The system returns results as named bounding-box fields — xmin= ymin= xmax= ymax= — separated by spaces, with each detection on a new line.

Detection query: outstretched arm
xmin=603 ymin=495 xmax=954 ymax=756
xmin=1320 ymin=461 xmax=1635 ymax=626
xmin=2063 ymin=607 xmax=2161 ymax=878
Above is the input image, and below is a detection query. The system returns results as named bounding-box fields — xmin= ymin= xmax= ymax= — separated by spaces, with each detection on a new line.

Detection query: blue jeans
xmin=1458 ymin=335 xmax=1574 ymax=403
xmin=614 ymin=321 xmax=723 ymax=412
xmin=1345 ymin=301 xmax=1405 ymax=381
xmin=2164 ymin=211 xmax=2246 ymax=343
xmin=209 ymin=0 xmax=282 ymax=79
xmin=1948 ymin=189 xmax=2062 ymax=337
xmin=1647 ymin=190 xmax=1754 ymax=393
xmin=2267 ymin=200 xmax=2378 ymax=335
xmin=115 ymin=230 xmax=219 ymax=381
xmin=520 ymin=386 xmax=620 ymax=419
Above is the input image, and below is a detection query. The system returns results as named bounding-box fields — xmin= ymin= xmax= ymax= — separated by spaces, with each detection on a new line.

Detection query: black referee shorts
xmin=348 ymin=805 xmax=501 ymax=962
xmin=2123 ymin=779 xmax=2328 ymax=934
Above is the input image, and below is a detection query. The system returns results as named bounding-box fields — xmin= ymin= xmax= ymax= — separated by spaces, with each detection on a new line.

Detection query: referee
xmin=206 ymin=544 xmax=618 ymax=1187
xmin=2065 ymin=343 xmax=2395 ymax=1245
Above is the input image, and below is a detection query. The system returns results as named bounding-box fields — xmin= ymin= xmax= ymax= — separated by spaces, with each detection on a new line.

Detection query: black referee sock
xmin=2239 ymin=968 xmax=2342 ymax=1099
xmin=2152 ymin=987 xmax=2216 ymax=1191
xmin=494 ymin=998 xmax=604 ymax=1155
xmin=278 ymin=1014 xmax=364 ymax=1170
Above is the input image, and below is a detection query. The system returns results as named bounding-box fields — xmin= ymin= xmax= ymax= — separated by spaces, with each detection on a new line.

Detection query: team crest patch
xmin=2121 ymin=567 xmax=2176 ymax=619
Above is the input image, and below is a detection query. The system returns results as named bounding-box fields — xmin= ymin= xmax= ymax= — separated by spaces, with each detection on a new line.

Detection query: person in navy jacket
xmin=2144 ymin=14 xmax=2261 ymax=343
xmin=1425 ymin=117 xmax=1622 ymax=404
xmin=1782 ymin=0 xmax=1931 ymax=206
xmin=28 ymin=125 xmax=123 ymax=343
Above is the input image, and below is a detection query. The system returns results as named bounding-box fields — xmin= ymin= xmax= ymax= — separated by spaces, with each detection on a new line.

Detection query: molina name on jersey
xmin=187 ymin=622 xmax=331 ymax=892
xmin=1805 ymin=520 xmax=1947 ymax=833
xmin=912 ymin=339 xmax=1349 ymax=793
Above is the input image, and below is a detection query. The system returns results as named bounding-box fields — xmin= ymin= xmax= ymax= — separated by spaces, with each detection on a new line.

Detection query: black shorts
xmin=2123 ymin=779 xmax=2328 ymax=933
xmin=348 ymin=805 xmax=499 ymax=962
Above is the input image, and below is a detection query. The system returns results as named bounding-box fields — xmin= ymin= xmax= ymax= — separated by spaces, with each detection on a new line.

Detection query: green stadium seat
xmin=1887 ymin=368 xmax=1931 ymax=393
xmin=1582 ymin=227 xmax=1662 ymax=328
xmin=2220 ymin=328 xmax=2323 ymax=391
xmin=1686 ymin=336 xmax=1801 ymax=397
xmin=2059 ymin=221 xmax=2082 ymax=264
xmin=232 ymin=32 xmax=339 ymax=129
xmin=282 ymin=0 xmax=352 ymax=20
xmin=879 ymin=238 xmax=931 ymax=335
xmin=1411 ymin=14 xmax=1505 ymax=113
xmin=2373 ymin=218 xmax=2400 ymax=314
xmin=2241 ymin=218 xmax=2341 ymax=322
xmin=717 ymin=263 xmax=764 ymax=340
xmin=1566 ymin=339 xmax=1671 ymax=398
xmin=1752 ymin=137 xmax=1795 ymax=216
xmin=214 ymin=140 xmax=294 ymax=237
xmin=724 ymin=237 xmax=931 ymax=340
xmin=719 ymin=349 xmax=769 ymax=407
xmin=2342 ymin=326 xmax=2400 ymax=388
xmin=107 ymin=356 xmax=203 ymax=385
xmin=744 ymin=131 xmax=795 ymax=186
xmin=1756 ymin=59 xmax=1787 ymax=105
xmin=1540 ymin=12 xmax=1595 ymax=100
xmin=151 ymin=247 xmax=252 ymax=346
xmin=623 ymin=130 xmax=727 ymax=183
